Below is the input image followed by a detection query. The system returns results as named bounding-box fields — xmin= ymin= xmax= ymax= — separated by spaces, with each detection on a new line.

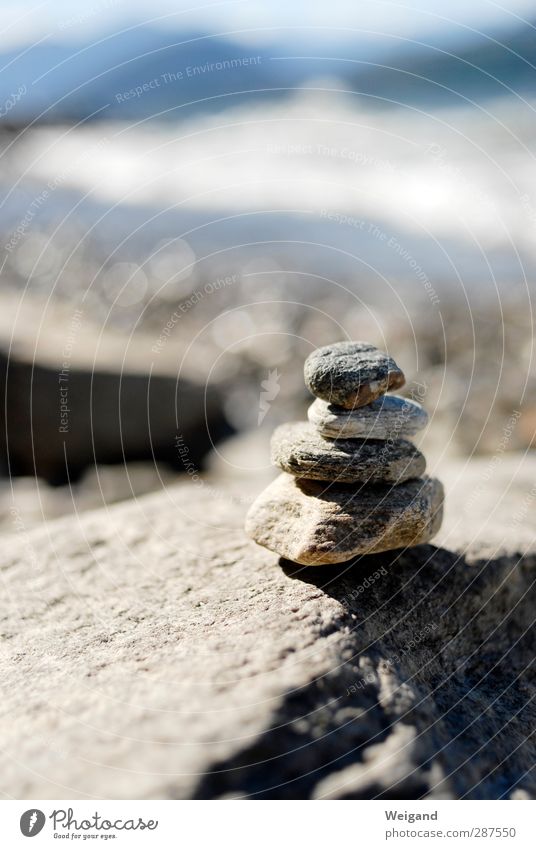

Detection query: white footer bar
xmin=2 ymin=799 xmax=535 ymax=848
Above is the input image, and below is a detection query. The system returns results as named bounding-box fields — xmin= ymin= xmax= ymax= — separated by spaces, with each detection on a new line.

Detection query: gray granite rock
xmin=308 ymin=395 xmax=429 ymax=440
xmin=271 ymin=421 xmax=425 ymax=484
xmin=304 ymin=341 xmax=405 ymax=409
xmin=1 ymin=459 xmax=536 ymax=800
xmin=245 ymin=473 xmax=444 ymax=565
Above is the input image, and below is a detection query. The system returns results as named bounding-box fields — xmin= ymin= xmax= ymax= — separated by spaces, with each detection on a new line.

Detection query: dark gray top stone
xmin=304 ymin=341 xmax=405 ymax=409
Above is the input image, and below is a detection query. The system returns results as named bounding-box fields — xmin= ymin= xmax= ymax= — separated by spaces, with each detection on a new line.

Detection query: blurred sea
xmin=1 ymin=89 xmax=535 ymax=309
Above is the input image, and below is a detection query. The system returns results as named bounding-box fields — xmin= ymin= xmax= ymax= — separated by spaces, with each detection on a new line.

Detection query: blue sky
xmin=1 ymin=0 xmax=535 ymax=47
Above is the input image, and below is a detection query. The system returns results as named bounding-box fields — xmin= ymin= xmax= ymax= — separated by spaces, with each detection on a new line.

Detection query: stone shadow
xmin=192 ymin=544 xmax=536 ymax=799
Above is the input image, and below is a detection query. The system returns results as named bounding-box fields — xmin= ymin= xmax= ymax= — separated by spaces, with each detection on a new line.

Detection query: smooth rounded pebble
xmin=304 ymin=341 xmax=405 ymax=409
xmin=271 ymin=421 xmax=425 ymax=484
xmin=245 ymin=473 xmax=444 ymax=565
xmin=308 ymin=395 xmax=429 ymax=440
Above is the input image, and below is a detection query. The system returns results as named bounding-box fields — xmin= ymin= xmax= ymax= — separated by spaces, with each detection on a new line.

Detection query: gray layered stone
xmin=271 ymin=421 xmax=425 ymax=484
xmin=308 ymin=395 xmax=429 ymax=440
xmin=304 ymin=341 xmax=405 ymax=409
xmin=245 ymin=473 xmax=444 ymax=565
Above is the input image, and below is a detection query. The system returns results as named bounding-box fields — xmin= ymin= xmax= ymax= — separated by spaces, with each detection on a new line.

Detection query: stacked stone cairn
xmin=246 ymin=341 xmax=444 ymax=565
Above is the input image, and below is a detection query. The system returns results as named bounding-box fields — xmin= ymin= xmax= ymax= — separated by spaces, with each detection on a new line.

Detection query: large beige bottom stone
xmin=245 ymin=473 xmax=444 ymax=564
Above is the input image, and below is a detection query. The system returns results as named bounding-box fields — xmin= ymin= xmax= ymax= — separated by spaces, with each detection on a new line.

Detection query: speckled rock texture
xmin=2 ymin=456 xmax=536 ymax=800
xmin=308 ymin=395 xmax=429 ymax=440
xmin=304 ymin=341 xmax=405 ymax=409
xmin=270 ymin=422 xmax=426 ymax=484
xmin=245 ymin=473 xmax=443 ymax=564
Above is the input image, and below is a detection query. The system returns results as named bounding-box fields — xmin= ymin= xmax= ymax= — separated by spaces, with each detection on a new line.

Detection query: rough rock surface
xmin=308 ymin=395 xmax=429 ymax=440
xmin=246 ymin=473 xmax=443 ymax=564
xmin=304 ymin=341 xmax=405 ymax=409
xmin=271 ymin=422 xmax=426 ymax=484
xmin=1 ymin=457 xmax=536 ymax=800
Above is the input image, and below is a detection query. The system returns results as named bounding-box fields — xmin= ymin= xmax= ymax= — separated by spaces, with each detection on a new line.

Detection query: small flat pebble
xmin=308 ymin=395 xmax=429 ymax=440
